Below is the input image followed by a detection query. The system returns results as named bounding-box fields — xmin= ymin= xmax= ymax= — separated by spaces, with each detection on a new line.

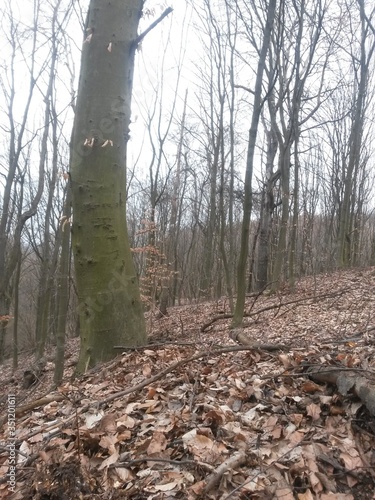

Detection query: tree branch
xmin=135 ymin=7 xmax=173 ymax=47
xmin=234 ymin=83 xmax=255 ymax=95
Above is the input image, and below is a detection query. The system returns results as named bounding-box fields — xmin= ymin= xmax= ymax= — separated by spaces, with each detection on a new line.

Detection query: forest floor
xmin=1 ymin=266 xmax=375 ymax=499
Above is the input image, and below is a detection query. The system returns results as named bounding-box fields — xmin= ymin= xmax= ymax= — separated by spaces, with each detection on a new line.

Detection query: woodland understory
xmin=1 ymin=267 xmax=375 ymax=499
xmin=1 ymin=0 xmax=375 ymax=497
xmin=2 ymin=0 xmax=375 ymax=362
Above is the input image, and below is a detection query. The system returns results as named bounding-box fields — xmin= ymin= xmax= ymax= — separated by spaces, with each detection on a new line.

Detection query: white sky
xmin=2 ymin=0 xmax=375 ymax=213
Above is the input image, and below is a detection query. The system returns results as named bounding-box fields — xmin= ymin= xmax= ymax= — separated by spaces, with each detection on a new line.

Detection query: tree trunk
xmin=288 ymin=138 xmax=300 ymax=290
xmin=256 ymin=126 xmax=278 ymax=291
xmin=71 ymin=0 xmax=146 ymax=373
xmin=35 ymin=86 xmax=60 ymax=358
xmin=54 ymin=187 xmax=72 ymax=386
xmin=12 ymin=257 xmax=22 ymax=370
xmin=158 ymin=89 xmax=188 ymax=316
xmin=336 ymin=0 xmax=374 ymax=267
xmin=232 ymin=0 xmax=276 ymax=327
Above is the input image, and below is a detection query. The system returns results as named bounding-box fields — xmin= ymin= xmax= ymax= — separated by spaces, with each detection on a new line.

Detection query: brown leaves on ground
xmin=1 ymin=267 xmax=375 ymax=499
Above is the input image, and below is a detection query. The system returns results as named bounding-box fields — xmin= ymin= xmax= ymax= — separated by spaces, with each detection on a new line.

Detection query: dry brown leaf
xmin=189 ymin=480 xmax=206 ymax=495
xmin=99 ymin=434 xmax=118 ymax=453
xmin=117 ymin=430 xmax=131 ymax=440
xmin=98 ymin=449 xmax=119 ymax=470
xmin=302 ymin=381 xmax=323 ymax=393
xmin=329 ymin=405 xmax=345 ymax=415
xmin=146 ymin=431 xmax=167 ymax=455
xmin=306 ymin=403 xmax=321 ymax=421
xmin=29 ymin=433 xmax=43 ymax=443
xmin=271 ymin=425 xmax=283 ymax=439
xmin=153 ymin=481 xmax=179 ymax=491
xmin=147 ymin=386 xmax=157 ymax=398
xmin=279 ymin=353 xmax=292 ymax=368
xmin=289 ymin=413 xmax=304 ymax=426
xmin=100 ymin=413 xmax=117 ymax=433
xmin=116 ymin=414 xmax=136 ymax=429
xmin=142 ymin=364 xmax=152 ymax=377
xmin=2 ymin=268 xmax=375 ymax=498
xmin=114 ymin=467 xmax=135 ymax=481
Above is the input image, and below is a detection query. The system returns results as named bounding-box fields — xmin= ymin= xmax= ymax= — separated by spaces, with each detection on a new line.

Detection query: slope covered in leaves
xmin=1 ymin=267 xmax=375 ymax=499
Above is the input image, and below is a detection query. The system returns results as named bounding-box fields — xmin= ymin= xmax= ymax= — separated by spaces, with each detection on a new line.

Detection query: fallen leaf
xmin=302 ymin=381 xmax=323 ymax=393
xmin=142 ymin=364 xmax=152 ymax=377
xmin=147 ymin=431 xmax=167 ymax=455
xmin=306 ymin=403 xmax=321 ymax=421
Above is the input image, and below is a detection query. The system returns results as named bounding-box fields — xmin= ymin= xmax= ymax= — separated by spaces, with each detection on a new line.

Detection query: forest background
xmin=1 ymin=0 xmax=375 ymax=368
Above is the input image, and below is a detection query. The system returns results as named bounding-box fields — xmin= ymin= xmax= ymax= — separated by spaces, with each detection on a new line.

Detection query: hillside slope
xmin=1 ymin=267 xmax=375 ymax=499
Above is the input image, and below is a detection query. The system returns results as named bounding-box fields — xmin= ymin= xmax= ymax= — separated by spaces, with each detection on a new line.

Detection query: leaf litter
xmin=1 ymin=267 xmax=375 ymax=498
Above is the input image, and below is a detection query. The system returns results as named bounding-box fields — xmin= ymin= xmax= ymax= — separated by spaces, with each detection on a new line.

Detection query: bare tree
xmin=0 ymin=0 xmax=63 ymax=359
xmin=132 ymin=9 xmax=186 ymax=310
xmin=232 ymin=0 xmax=277 ymax=327
xmin=336 ymin=0 xmax=375 ymax=267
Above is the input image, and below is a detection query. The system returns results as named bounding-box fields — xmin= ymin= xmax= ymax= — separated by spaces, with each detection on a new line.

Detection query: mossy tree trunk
xmin=71 ymin=0 xmax=146 ymax=373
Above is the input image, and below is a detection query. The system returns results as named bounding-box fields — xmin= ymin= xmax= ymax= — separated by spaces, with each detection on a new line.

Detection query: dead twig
xmin=113 ymin=341 xmax=194 ymax=350
xmin=202 ymin=451 xmax=247 ymax=495
xmin=111 ymin=456 xmax=215 ymax=473
xmin=99 ymin=344 xmax=286 ymax=408
xmin=229 ymin=328 xmax=287 ymax=351
xmin=321 ymin=325 xmax=375 ymax=345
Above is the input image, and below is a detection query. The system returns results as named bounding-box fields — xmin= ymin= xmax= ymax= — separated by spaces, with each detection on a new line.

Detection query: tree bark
xmin=71 ymin=0 xmax=146 ymax=372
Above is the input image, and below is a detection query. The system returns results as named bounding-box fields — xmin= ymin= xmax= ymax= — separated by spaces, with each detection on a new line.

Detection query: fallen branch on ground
xmin=202 ymin=451 xmax=247 ymax=495
xmin=229 ymin=328 xmax=286 ymax=350
xmin=201 ymin=289 xmax=346 ymax=332
xmin=0 ymin=344 xmax=286 ymax=432
xmin=308 ymin=365 xmax=375 ymax=416
xmin=0 ymin=394 xmax=66 ymax=427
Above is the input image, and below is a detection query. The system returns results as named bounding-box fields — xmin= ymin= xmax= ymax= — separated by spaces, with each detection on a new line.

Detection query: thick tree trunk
xmin=71 ymin=0 xmax=146 ymax=372
xmin=337 ymin=61 xmax=366 ymax=267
